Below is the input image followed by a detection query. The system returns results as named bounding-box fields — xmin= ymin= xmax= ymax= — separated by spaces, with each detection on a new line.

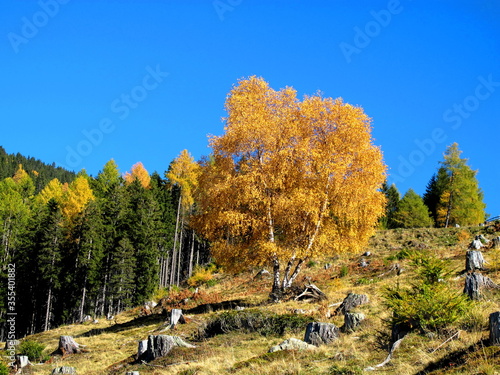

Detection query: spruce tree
xmin=423 ymin=174 xmax=439 ymax=226
xmin=380 ymin=181 xmax=400 ymax=229
xmin=392 ymin=189 xmax=433 ymax=228
xmin=435 ymin=143 xmax=486 ymax=227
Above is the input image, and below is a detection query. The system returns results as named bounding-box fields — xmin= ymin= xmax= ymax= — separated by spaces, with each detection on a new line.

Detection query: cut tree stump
xmin=493 ymin=237 xmax=500 ymax=249
xmin=126 ymin=372 xmax=140 ymax=375
xmin=490 ymin=311 xmax=500 ymax=345
xmin=57 ymin=336 xmax=84 ymax=355
xmin=294 ymin=284 xmax=327 ymax=302
xmin=51 ymin=367 xmax=77 ymax=374
xmin=341 ymin=312 xmax=365 ymax=333
xmin=15 ymin=355 xmax=29 ymax=368
xmin=137 ymin=340 xmax=148 ymax=358
xmin=465 ymin=250 xmax=486 ymax=272
xmin=170 ymin=309 xmax=186 ymax=328
xmin=334 ymin=293 xmax=369 ymax=316
xmin=469 ymin=238 xmax=484 ymax=250
xmin=140 ymin=335 xmax=195 ymax=362
xmin=304 ymin=322 xmax=339 ymax=346
xmin=463 ymin=272 xmax=500 ymax=300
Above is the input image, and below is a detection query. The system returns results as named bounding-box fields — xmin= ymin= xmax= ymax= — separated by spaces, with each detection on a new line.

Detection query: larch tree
xmin=192 ymin=76 xmax=386 ymax=300
xmin=124 ymin=162 xmax=151 ymax=189
xmin=435 ymin=143 xmax=486 ymax=227
xmin=166 ymin=149 xmax=201 ymax=285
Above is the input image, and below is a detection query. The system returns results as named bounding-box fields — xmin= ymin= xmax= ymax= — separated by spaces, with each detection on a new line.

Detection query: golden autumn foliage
xmin=166 ymin=149 xmax=200 ymax=213
xmin=37 ymin=178 xmax=66 ymax=205
xmin=192 ymin=76 xmax=386 ymax=294
xmin=61 ymin=175 xmax=95 ymax=224
xmin=124 ymin=162 xmax=151 ymax=188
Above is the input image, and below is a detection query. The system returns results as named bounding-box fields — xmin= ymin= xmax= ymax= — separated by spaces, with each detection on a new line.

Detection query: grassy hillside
xmin=4 ymin=226 xmax=500 ymax=375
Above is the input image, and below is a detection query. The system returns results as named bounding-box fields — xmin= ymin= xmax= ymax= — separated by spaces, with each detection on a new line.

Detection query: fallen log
xmin=294 ymin=284 xmax=327 ymax=302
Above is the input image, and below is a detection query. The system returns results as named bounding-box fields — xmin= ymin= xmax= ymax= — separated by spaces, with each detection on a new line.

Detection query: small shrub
xmin=339 ymin=265 xmax=349 ymax=278
xmin=0 ymin=362 xmax=8 ymax=375
xmin=187 ymin=264 xmax=216 ymax=287
xmin=307 ymin=260 xmax=318 ymax=268
xmin=198 ymin=309 xmax=314 ymax=339
xmin=327 ymin=364 xmax=363 ymax=375
xmin=383 ymin=252 xmax=471 ymax=334
xmin=19 ymin=340 xmax=48 ymax=362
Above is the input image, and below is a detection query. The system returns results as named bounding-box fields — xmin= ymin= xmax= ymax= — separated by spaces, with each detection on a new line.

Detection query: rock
xmin=51 ymin=367 xmax=77 ymax=374
xmin=334 ymin=293 xmax=369 ymax=316
xmin=269 ymin=338 xmax=316 ymax=353
xmin=342 ymin=312 xmax=365 ymax=333
xmin=82 ymin=315 xmax=91 ymax=322
xmin=126 ymin=372 xmax=140 ymax=375
xmin=92 ymin=319 xmax=99 ymax=324
xmin=235 ymin=306 xmax=246 ymax=311
xmin=359 ymin=259 xmax=369 ymax=267
xmin=304 ymin=322 xmax=340 ymax=346
xmin=489 ymin=312 xmax=500 ymax=345
xmin=363 ymin=251 xmax=371 ymax=257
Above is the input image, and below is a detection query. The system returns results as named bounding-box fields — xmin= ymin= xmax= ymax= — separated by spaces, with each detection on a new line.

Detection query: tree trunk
xmin=188 ymin=231 xmax=195 ymax=278
xmin=489 ymin=311 xmax=500 ymax=346
xmin=170 ymin=195 xmax=182 ymax=286
xmin=270 ymin=258 xmax=282 ymax=301
xmin=465 ymin=250 xmax=485 ymax=271
xmin=170 ymin=309 xmax=185 ymax=328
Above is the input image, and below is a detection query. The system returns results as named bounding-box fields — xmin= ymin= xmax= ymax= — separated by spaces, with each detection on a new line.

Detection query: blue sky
xmin=1 ymin=0 xmax=499 ymax=216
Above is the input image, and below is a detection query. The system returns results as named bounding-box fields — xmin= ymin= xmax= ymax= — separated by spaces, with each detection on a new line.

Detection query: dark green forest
xmin=0 ymin=150 xmax=208 ymax=339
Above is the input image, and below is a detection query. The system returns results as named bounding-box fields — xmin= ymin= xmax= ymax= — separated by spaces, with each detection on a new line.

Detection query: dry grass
xmin=3 ymin=226 xmax=500 ymax=374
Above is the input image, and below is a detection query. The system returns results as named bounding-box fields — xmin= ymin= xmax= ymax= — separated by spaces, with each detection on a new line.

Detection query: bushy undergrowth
xmin=198 ymin=309 xmax=314 ymax=339
xmin=383 ymin=251 xmax=471 ymax=335
xmin=187 ymin=264 xmax=218 ymax=287
xmin=0 ymin=362 xmax=8 ymax=375
xmin=18 ymin=340 xmax=48 ymax=362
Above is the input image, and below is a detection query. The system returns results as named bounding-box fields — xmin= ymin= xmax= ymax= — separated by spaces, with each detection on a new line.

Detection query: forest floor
xmin=4 ymin=225 xmax=500 ymax=375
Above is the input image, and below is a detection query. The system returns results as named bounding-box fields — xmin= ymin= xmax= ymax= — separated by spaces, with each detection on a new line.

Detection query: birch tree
xmin=193 ymin=76 xmax=386 ymax=300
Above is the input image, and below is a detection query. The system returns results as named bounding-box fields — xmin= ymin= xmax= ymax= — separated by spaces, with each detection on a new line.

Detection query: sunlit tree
xmin=193 ymin=76 xmax=386 ymax=299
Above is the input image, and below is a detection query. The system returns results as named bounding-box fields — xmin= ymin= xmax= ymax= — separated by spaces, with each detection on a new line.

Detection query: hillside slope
xmin=4 ymin=226 xmax=500 ymax=375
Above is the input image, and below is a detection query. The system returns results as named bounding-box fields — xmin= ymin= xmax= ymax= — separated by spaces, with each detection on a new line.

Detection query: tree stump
xmin=490 ymin=312 xmax=500 ymax=345
xmin=304 ymin=322 xmax=339 ymax=346
xmin=465 ymin=250 xmax=485 ymax=271
xmin=140 ymin=335 xmax=195 ymax=362
xmin=15 ymin=355 xmax=29 ymax=368
xmin=137 ymin=340 xmax=148 ymax=358
xmin=334 ymin=293 xmax=369 ymax=316
xmin=170 ymin=309 xmax=186 ymax=328
xmin=342 ymin=312 xmax=365 ymax=333
xmin=51 ymin=367 xmax=77 ymax=374
xmin=492 ymin=237 xmax=500 ymax=249
xmin=57 ymin=336 xmax=83 ymax=355
xmin=469 ymin=238 xmax=484 ymax=250
xmin=126 ymin=372 xmax=140 ymax=375
xmin=464 ymin=272 xmax=499 ymax=300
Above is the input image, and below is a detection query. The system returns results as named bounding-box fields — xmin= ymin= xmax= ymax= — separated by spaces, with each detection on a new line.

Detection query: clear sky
xmin=1 ymin=0 xmax=499 ymax=217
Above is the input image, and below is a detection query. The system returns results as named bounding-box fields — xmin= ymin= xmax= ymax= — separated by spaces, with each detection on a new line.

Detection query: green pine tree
xmin=380 ymin=181 xmax=401 ymax=229
xmin=392 ymin=189 xmax=433 ymax=228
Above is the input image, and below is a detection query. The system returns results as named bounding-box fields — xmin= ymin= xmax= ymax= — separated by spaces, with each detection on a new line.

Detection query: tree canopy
xmin=192 ymin=76 xmax=386 ymax=299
